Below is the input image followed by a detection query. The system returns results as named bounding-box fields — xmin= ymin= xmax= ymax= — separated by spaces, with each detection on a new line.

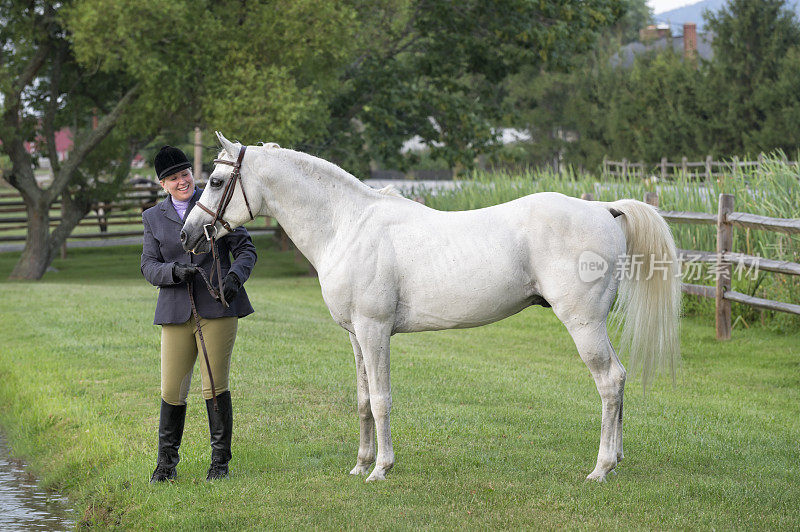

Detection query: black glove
xmin=173 ymin=262 xmax=199 ymax=283
xmin=222 ymin=272 xmax=241 ymax=303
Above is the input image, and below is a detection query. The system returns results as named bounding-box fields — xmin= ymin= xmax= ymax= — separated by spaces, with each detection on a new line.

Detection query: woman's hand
xmin=173 ymin=262 xmax=199 ymax=283
xmin=222 ymin=272 xmax=241 ymax=302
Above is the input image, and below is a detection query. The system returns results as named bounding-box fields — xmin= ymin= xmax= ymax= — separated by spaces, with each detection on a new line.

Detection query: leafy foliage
xmin=507 ymin=0 xmax=800 ymax=169
xmin=704 ymin=0 xmax=800 ymax=154
xmin=319 ymin=0 xmax=625 ymax=175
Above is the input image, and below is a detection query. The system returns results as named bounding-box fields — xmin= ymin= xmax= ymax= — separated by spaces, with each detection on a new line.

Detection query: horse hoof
xmin=349 ymin=464 xmax=371 ymax=476
xmin=586 ymin=470 xmax=607 ymax=482
xmin=365 ymin=469 xmax=387 ymax=482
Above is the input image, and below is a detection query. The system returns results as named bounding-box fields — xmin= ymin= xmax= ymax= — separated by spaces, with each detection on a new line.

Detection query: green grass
xmin=1 ymin=238 xmax=799 ymax=529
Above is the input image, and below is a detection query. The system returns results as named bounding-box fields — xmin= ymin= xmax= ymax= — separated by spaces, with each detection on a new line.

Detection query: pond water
xmin=0 ymin=434 xmax=75 ymax=531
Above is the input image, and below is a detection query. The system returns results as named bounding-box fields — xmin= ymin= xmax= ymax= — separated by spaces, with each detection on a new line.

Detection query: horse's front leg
xmin=348 ymin=332 xmax=375 ymax=476
xmin=353 ymin=318 xmax=394 ymax=482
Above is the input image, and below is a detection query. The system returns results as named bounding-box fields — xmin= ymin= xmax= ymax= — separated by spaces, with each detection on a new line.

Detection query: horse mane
xmin=377 ymin=184 xmax=403 ymax=197
xmin=259 ymin=146 xmax=396 ymax=199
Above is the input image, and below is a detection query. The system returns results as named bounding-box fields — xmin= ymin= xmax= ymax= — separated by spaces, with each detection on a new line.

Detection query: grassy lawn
xmin=0 ymin=237 xmax=798 ymax=529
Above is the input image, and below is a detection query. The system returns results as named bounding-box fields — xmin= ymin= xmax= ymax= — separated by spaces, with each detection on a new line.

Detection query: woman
xmin=141 ymin=145 xmax=257 ymax=482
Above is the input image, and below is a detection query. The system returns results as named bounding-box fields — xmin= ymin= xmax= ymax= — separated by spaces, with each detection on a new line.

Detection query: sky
xmin=647 ymin=0 xmax=698 ymax=14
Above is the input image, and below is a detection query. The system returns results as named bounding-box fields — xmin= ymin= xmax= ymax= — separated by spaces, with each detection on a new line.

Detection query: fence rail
xmin=0 ymin=183 xmax=304 ymax=269
xmin=0 ymin=183 xmax=277 ymax=247
xmin=603 ymin=154 xmax=800 ymax=179
xmin=638 ymin=192 xmax=800 ymax=339
xmin=0 ymin=184 xmax=164 ymax=239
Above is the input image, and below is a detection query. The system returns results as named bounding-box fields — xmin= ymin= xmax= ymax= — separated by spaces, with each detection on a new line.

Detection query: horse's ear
xmin=215 ymin=131 xmax=239 ymax=158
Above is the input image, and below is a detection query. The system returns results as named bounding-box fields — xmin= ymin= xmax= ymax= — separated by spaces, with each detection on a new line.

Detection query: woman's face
xmin=160 ymin=168 xmax=194 ymax=202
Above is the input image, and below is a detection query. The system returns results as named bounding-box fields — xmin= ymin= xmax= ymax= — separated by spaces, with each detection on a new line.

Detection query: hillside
xmin=654 ymin=0 xmax=800 ymax=32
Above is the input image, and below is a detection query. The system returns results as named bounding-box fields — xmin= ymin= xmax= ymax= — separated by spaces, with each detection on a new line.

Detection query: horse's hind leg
xmin=611 ymin=337 xmax=625 ymax=464
xmin=348 ymin=332 xmax=375 ymax=476
xmin=565 ymin=320 xmax=626 ymax=482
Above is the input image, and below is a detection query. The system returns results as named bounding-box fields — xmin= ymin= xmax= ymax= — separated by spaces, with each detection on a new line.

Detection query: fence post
xmin=715 ymin=193 xmax=734 ymax=340
xmin=644 ymin=191 xmax=659 ymax=207
xmin=602 ymin=156 xmax=608 ymax=176
xmin=705 ymin=155 xmax=712 ymax=180
xmin=681 ymin=156 xmax=688 ymax=176
xmin=622 ymin=158 xmax=628 ymax=178
xmin=194 ymin=127 xmax=203 ymax=181
xmin=660 ymin=157 xmax=667 ymax=180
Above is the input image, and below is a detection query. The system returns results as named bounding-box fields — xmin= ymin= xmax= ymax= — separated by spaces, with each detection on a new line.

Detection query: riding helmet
xmin=154 ymin=145 xmax=192 ymax=180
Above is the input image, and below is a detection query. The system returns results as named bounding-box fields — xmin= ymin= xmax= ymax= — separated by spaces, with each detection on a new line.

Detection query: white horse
xmin=182 ymin=132 xmax=681 ymax=483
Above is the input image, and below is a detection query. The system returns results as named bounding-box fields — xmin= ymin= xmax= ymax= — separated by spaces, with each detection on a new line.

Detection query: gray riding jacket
xmin=141 ymin=188 xmax=257 ymax=325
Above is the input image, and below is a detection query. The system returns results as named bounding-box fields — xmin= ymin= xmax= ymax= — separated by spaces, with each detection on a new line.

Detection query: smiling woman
xmin=160 ymin=169 xmax=195 ymax=202
xmin=139 ymin=145 xmax=258 ymax=484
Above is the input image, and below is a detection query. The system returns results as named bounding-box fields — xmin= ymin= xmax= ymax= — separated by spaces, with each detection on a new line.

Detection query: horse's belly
xmin=393 ymin=248 xmax=536 ymax=333
xmin=395 ymin=294 xmax=532 ymax=332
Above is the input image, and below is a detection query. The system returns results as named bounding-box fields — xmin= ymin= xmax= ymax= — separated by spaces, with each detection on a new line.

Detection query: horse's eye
xmin=210 ymin=178 xmax=223 ymax=188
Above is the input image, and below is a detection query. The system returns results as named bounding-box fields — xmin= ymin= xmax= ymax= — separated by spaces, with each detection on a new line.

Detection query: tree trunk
xmin=7 ymin=192 xmax=91 ymax=280
xmin=9 ymin=203 xmax=52 ymax=280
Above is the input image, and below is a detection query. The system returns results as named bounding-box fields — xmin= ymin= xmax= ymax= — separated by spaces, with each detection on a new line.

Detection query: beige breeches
xmin=160 ymin=316 xmax=238 ymax=405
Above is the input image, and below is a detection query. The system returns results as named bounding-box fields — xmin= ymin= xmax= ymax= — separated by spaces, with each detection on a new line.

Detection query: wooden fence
xmin=0 ymin=184 xmax=277 ymax=247
xmin=603 ymin=154 xmax=800 ymax=179
xmin=581 ymin=190 xmax=800 ymax=339
xmin=0 ymin=184 xmax=164 ymax=243
xmin=0 ymin=184 xmax=317 ymax=271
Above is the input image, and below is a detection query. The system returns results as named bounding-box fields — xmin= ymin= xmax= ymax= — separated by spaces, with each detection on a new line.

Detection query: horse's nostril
xmin=180 ymin=231 xmax=187 ymax=244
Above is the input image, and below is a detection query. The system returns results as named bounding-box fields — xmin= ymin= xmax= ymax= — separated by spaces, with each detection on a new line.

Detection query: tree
xmin=602 ymin=46 xmax=711 ymax=162
xmin=754 ymin=46 xmax=800 ymax=152
xmin=186 ymin=0 xmax=626 ymax=176
xmin=0 ymin=0 xmax=218 ymax=279
xmin=501 ymin=0 xmax=652 ymax=170
xmin=703 ymin=0 xmax=800 ymax=154
xmin=1 ymin=1 xmax=138 ymax=279
xmin=322 ymin=0 xmax=626 ymax=175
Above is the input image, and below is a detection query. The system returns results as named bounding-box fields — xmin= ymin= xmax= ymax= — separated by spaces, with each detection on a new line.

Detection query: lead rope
xmin=188 ymin=281 xmax=219 ymax=412
xmin=185 ymin=238 xmax=229 ymax=413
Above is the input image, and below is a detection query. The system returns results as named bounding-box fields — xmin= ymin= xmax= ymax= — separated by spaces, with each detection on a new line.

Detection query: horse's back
xmin=357 ymin=192 xmax=625 ymax=332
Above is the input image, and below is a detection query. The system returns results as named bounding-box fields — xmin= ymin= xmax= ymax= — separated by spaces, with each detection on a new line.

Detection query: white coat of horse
xmin=182 ymin=132 xmax=681 ymax=482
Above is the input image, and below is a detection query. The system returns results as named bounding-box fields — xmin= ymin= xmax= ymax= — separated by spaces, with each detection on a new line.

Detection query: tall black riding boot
xmin=150 ymin=399 xmax=187 ymax=483
xmin=205 ymin=391 xmax=233 ymax=480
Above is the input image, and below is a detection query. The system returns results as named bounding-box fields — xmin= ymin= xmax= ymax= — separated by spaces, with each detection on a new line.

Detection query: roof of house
xmin=612 ymin=32 xmax=714 ymax=68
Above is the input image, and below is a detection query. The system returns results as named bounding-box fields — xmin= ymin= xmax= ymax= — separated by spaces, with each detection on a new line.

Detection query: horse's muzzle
xmin=180 ymin=227 xmax=210 ymax=254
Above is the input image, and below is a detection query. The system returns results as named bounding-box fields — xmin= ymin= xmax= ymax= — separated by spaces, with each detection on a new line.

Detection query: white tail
xmin=607 ymin=199 xmax=681 ymax=389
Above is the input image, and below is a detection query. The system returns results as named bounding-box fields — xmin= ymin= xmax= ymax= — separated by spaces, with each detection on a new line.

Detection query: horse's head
xmin=181 ymin=131 xmax=260 ymax=254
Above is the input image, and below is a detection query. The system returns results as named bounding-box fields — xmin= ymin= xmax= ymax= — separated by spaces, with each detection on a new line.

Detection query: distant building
xmin=0 ymin=128 xmax=73 ymax=165
xmin=614 ymin=22 xmax=713 ymax=68
xmin=639 ymin=24 xmax=670 ymax=42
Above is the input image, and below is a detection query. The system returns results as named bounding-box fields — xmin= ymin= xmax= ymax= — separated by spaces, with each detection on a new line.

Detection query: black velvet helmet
xmin=154 ymin=145 xmax=191 ymax=180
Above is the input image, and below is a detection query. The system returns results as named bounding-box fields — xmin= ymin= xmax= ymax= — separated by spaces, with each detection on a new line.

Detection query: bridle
xmin=190 ymin=144 xmax=256 ymax=311
xmin=195 ymin=145 xmax=255 ymax=240
xmin=186 ymin=145 xmax=255 ymax=411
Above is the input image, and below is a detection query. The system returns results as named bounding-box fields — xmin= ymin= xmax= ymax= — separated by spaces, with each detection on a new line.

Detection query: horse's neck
xmin=256 ymin=150 xmax=375 ymax=268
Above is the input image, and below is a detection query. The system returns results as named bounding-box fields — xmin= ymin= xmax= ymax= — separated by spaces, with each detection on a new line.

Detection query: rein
xmin=188 ymin=281 xmax=219 ymax=412
xmin=185 ymin=145 xmax=253 ymax=412
xmin=186 ymin=242 xmax=230 ymax=412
